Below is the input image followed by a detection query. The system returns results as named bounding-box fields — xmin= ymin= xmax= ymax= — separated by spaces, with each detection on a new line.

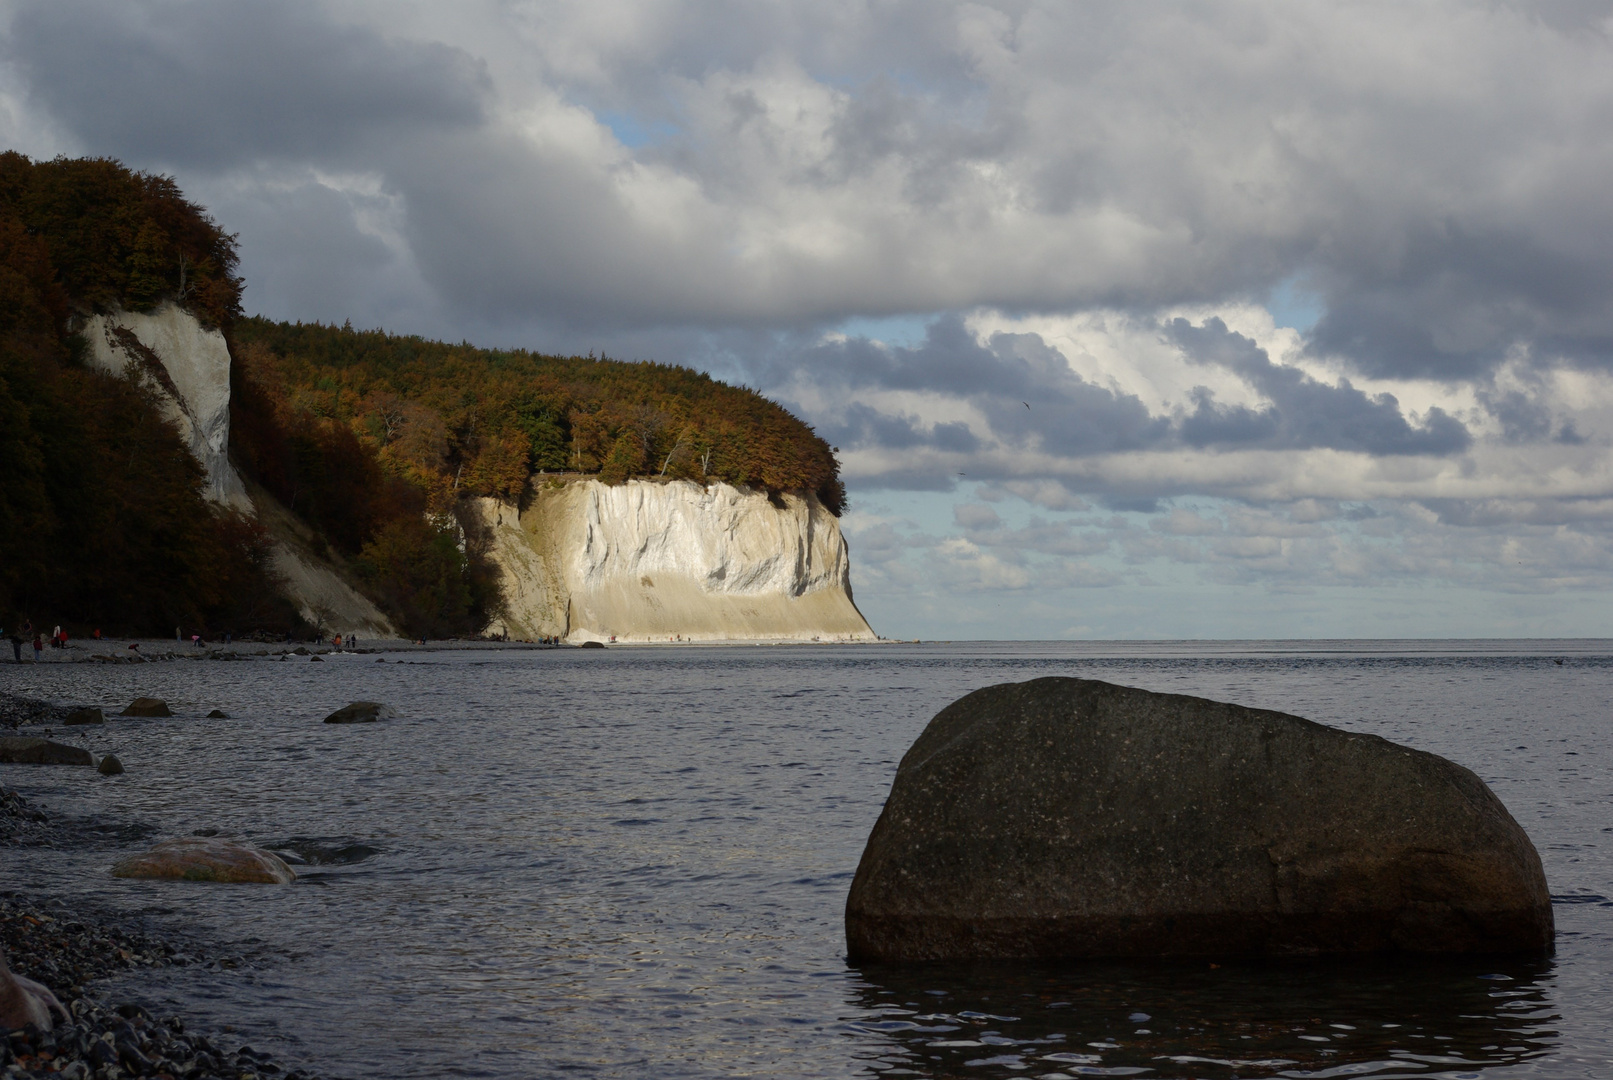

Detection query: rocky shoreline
xmin=7 ymin=636 xmax=572 ymax=666
xmin=0 ymin=696 xmax=325 ymax=1079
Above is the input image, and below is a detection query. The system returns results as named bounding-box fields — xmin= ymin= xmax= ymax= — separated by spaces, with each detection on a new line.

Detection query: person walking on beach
xmin=31 ymin=634 xmax=42 ymax=662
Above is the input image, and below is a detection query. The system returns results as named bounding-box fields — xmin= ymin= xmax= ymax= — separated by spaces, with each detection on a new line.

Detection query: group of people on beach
xmin=2 ymin=621 xmax=86 ymax=662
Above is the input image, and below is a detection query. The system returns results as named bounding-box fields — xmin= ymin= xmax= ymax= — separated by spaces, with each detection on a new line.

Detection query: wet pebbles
xmin=0 ymin=894 xmax=320 ymax=1080
xmin=0 ymin=778 xmax=324 ymax=1079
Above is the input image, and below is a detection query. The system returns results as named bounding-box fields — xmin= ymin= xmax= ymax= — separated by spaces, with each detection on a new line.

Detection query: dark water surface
xmin=2 ymin=640 xmax=1609 ymax=1078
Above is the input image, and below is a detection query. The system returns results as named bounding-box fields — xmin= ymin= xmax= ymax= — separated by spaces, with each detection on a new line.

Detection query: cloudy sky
xmin=6 ymin=0 xmax=1613 ymax=639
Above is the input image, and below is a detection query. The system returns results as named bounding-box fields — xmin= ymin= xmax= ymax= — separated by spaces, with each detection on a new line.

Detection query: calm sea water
xmin=2 ymin=640 xmax=1610 ymax=1079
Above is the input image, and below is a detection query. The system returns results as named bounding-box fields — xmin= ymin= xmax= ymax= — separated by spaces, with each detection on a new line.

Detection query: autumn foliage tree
xmin=230 ymin=318 xmax=848 ymax=514
xmin=0 ymin=153 xmax=288 ymax=634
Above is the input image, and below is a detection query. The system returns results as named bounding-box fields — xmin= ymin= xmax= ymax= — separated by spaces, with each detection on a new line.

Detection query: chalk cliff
xmin=470 ymin=479 xmax=876 ymax=643
xmin=75 ymin=306 xmax=867 ymax=643
xmin=81 ymin=302 xmax=248 ymax=508
xmin=79 ymin=303 xmax=399 ymax=637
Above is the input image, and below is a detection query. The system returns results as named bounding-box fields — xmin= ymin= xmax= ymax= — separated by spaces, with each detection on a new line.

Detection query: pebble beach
xmin=2 ymin=693 xmax=322 ymax=1080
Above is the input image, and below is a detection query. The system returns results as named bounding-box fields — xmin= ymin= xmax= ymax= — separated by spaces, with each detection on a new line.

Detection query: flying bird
xmin=1022 ymin=401 xmax=1030 ymax=409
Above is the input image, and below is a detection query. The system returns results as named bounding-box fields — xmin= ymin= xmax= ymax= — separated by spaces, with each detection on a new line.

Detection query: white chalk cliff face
xmin=79 ymin=302 xmax=398 ymax=637
xmin=81 ymin=301 xmax=248 ymax=508
xmin=472 ymin=479 xmax=876 ymax=643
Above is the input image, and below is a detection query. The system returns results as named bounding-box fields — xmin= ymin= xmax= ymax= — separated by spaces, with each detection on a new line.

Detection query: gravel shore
xmin=1 ymin=696 xmax=325 ymax=1079
xmin=5 ymin=636 xmax=563 ymax=666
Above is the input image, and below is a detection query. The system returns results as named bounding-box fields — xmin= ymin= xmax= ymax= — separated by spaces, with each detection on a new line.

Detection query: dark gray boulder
xmin=846 ymin=677 xmax=1553 ymax=962
xmin=97 ymin=754 xmax=124 ymax=775
xmin=323 ymin=702 xmax=395 ymax=724
xmin=64 ymin=708 xmax=104 ymax=725
xmin=0 ymin=737 xmax=94 ymax=766
xmin=120 ymin=698 xmax=171 ymax=717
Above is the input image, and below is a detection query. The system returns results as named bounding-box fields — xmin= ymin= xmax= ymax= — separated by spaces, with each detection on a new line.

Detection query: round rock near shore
xmin=324 ymin=701 xmax=395 ymax=724
xmin=111 ymin=837 xmax=297 ymax=883
xmin=120 ymin=697 xmax=171 ymax=717
xmin=845 ymin=676 xmax=1554 ymax=962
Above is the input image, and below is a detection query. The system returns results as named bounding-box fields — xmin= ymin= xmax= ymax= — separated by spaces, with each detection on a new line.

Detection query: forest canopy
xmin=230 ymin=319 xmax=847 ymax=515
xmin=0 ymin=152 xmax=280 ymax=635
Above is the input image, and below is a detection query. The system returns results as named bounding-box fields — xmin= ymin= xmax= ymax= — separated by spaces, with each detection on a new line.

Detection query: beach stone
xmin=97 ymin=754 xmax=124 ymax=775
xmin=111 ymin=837 xmax=297 ymax=884
xmin=0 ymin=737 xmax=94 ymax=766
xmin=0 ymin=945 xmax=66 ymax=1031
xmin=120 ymin=697 xmax=171 ymax=717
xmin=206 ymin=709 xmax=229 ymax=718
xmin=580 ymin=640 xmax=606 ymax=649
xmin=845 ymin=676 xmax=1554 ymax=961
xmin=64 ymin=707 xmax=104 ymax=725
xmin=310 ymin=655 xmax=324 ymax=662
xmin=323 ymin=701 xmax=395 ymax=724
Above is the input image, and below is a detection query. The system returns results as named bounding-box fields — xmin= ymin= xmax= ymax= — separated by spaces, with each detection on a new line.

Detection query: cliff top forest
xmin=0 ymin=151 xmax=845 ymax=637
xmin=231 ymin=318 xmax=846 ymax=519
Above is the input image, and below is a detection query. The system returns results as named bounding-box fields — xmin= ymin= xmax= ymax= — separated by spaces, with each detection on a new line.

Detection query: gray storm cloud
xmin=781 ymin=315 xmax=1473 ymax=469
xmin=7 ymin=0 xmax=489 ymax=168
xmin=10 ymin=0 xmax=1613 ymax=380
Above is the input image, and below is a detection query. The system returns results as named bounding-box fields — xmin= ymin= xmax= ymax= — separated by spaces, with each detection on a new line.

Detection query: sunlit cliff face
xmin=80 ymin=301 xmax=249 ymax=508
xmin=472 ymin=478 xmax=876 ymax=643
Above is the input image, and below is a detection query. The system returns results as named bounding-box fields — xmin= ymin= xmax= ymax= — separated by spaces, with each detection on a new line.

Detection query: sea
xmin=2 ymin=640 xmax=1609 ymax=1079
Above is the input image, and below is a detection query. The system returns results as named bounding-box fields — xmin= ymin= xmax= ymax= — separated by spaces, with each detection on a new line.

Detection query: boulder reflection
xmin=845 ymin=956 xmax=1557 ymax=1078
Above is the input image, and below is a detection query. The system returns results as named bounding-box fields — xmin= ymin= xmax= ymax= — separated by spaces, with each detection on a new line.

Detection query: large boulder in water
xmin=120 ymin=697 xmax=171 ymax=717
xmin=845 ymin=677 xmax=1553 ymax=961
xmin=111 ymin=837 xmax=296 ymax=883
xmin=0 ymin=737 xmax=93 ymax=766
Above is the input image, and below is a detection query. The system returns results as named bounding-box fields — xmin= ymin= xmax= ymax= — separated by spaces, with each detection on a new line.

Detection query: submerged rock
xmin=206 ymin=709 xmax=229 ymax=718
xmin=579 ymin=640 xmax=606 ymax=649
xmin=120 ymin=697 xmax=172 ymax=717
xmin=846 ymin=677 xmax=1554 ymax=961
xmin=323 ymin=701 xmax=395 ymax=724
xmin=64 ymin=707 xmax=104 ymax=725
xmin=111 ymin=837 xmax=296 ymax=884
xmin=97 ymin=754 xmax=125 ymax=776
xmin=0 ymin=737 xmax=93 ymax=766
